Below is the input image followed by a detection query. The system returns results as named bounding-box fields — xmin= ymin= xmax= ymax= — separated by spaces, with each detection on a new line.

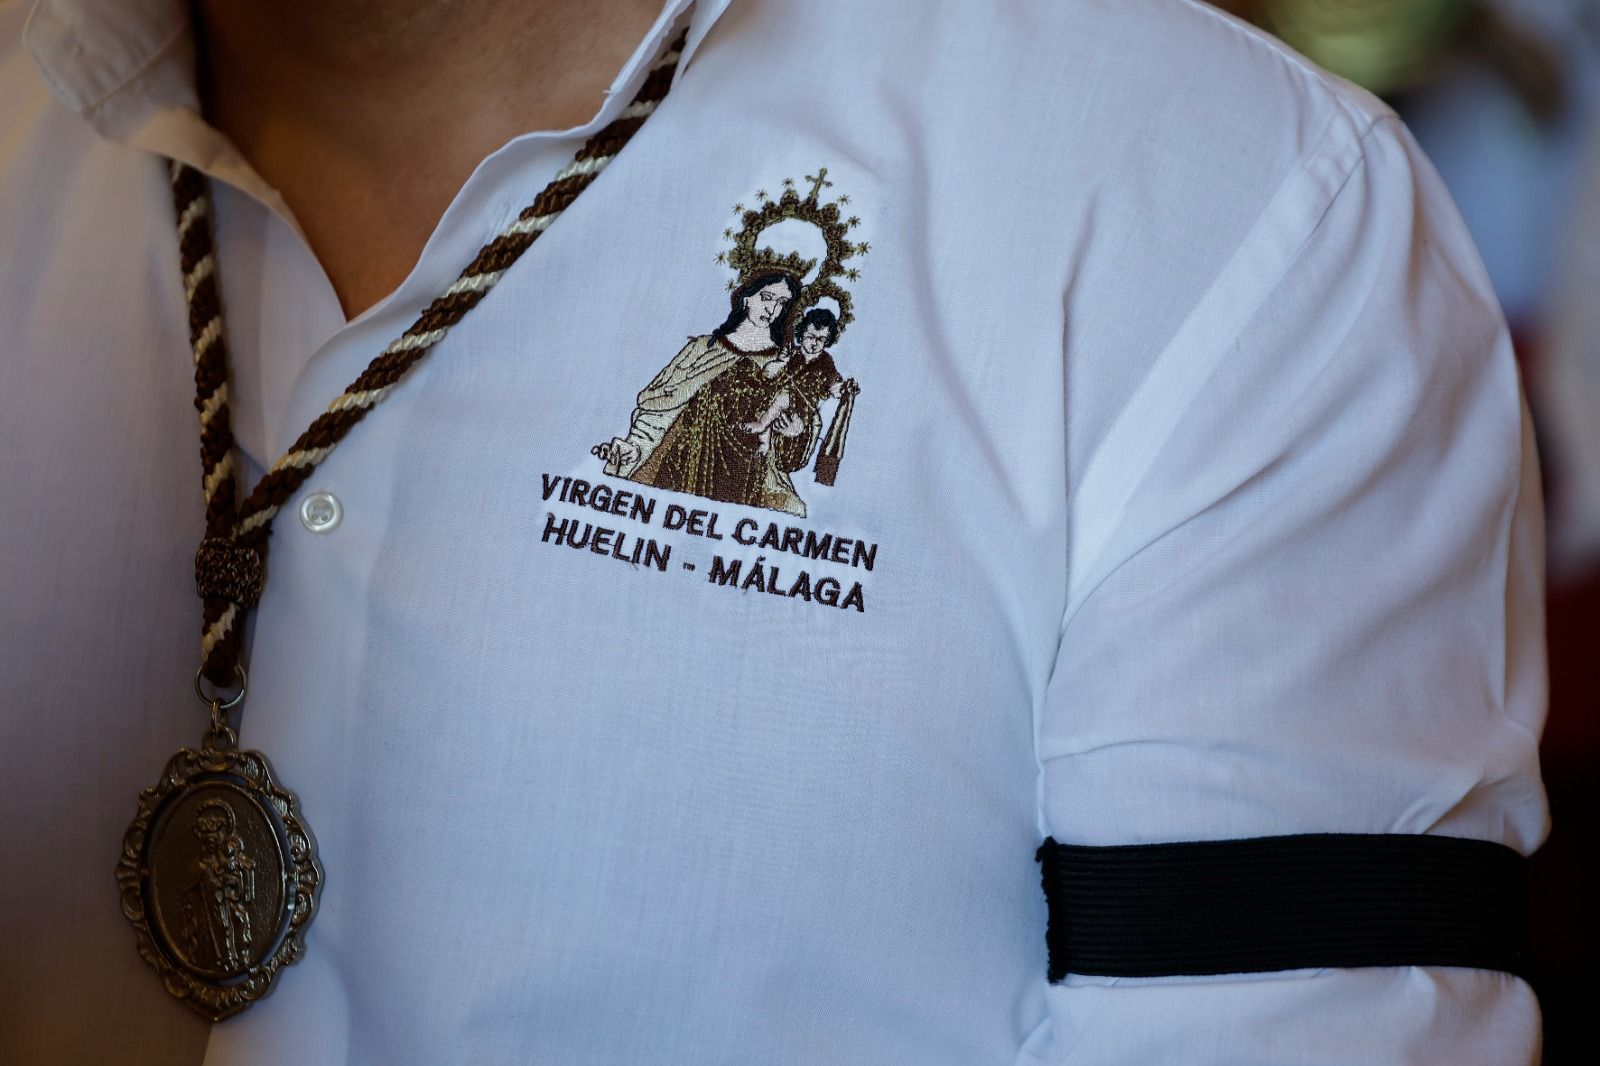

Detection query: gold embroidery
xmin=593 ymin=170 xmax=865 ymax=516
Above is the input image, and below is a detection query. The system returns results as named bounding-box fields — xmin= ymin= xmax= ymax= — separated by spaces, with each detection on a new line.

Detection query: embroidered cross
xmin=804 ymin=167 xmax=832 ymax=202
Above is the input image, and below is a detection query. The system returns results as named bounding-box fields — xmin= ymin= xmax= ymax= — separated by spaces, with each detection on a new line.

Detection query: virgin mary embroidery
xmin=592 ymin=169 xmax=864 ymax=518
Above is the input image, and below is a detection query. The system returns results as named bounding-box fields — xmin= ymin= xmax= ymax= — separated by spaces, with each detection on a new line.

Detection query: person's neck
xmin=195 ymin=0 xmax=666 ymax=317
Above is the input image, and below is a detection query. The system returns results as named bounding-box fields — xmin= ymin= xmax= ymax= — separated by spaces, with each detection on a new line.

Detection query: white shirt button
xmin=299 ymin=491 xmax=343 ymax=533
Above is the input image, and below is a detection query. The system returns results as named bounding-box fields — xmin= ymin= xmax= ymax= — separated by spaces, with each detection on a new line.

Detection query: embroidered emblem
xmin=592 ymin=168 xmax=865 ymax=518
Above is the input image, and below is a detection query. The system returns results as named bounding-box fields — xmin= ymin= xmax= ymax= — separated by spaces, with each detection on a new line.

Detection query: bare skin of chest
xmin=196 ymin=0 xmax=664 ymax=318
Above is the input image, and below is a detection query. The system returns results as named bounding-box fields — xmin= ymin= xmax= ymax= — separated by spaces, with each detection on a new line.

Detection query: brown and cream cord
xmin=177 ymin=29 xmax=688 ymax=688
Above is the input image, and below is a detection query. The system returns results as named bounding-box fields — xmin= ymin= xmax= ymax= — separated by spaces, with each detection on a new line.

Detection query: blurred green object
xmin=1262 ymin=0 xmax=1469 ymax=93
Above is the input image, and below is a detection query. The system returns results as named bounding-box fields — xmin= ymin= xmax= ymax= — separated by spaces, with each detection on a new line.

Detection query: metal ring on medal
xmin=116 ymin=742 xmax=322 ymax=1020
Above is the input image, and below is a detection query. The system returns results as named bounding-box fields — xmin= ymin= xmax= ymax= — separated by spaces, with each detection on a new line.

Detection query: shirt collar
xmin=23 ymin=0 xmax=730 ymax=192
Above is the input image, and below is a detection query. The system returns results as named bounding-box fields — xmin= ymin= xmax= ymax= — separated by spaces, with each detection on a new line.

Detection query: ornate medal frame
xmin=115 ymin=736 xmax=322 ymax=1021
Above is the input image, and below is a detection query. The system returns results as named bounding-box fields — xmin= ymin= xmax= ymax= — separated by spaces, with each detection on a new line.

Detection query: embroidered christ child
xmin=744 ymin=308 xmax=847 ymax=454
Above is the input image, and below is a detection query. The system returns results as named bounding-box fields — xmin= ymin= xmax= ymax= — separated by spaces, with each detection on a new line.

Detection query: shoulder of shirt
xmin=1093 ymin=0 xmax=1394 ymax=123
xmin=1145 ymin=0 xmax=1395 ymax=150
xmin=843 ymin=0 xmax=1395 ymax=176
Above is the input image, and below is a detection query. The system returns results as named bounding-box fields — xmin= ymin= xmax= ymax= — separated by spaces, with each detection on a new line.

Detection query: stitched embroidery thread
xmin=592 ymin=169 xmax=865 ymax=517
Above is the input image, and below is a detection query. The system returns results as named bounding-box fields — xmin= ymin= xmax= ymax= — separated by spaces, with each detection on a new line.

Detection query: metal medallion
xmin=116 ymin=728 xmax=322 ymax=1020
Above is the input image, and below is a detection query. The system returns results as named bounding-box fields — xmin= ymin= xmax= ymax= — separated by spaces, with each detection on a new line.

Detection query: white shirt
xmin=0 ymin=1 xmax=1548 ymax=1063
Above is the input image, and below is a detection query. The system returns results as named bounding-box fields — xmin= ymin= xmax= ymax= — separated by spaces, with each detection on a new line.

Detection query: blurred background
xmin=1212 ymin=1 xmax=1598 ymax=1059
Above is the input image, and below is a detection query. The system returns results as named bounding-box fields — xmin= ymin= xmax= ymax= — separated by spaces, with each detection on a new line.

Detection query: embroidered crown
xmin=736 ymin=248 xmax=818 ymax=282
xmin=717 ymin=168 xmax=868 ymax=335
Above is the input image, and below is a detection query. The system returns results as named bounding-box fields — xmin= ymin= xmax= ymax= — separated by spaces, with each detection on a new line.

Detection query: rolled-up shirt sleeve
xmin=1037 ymin=112 xmax=1547 ymax=1063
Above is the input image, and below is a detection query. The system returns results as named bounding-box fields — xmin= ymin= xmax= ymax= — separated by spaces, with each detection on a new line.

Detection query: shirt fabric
xmin=0 ymin=1 xmax=1549 ymax=1063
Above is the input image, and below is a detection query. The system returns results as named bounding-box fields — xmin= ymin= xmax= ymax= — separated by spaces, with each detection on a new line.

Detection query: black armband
xmin=1036 ymin=833 xmax=1530 ymax=980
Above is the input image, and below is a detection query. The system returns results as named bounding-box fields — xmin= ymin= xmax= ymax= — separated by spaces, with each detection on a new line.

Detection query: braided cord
xmin=177 ymin=35 xmax=685 ymax=686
